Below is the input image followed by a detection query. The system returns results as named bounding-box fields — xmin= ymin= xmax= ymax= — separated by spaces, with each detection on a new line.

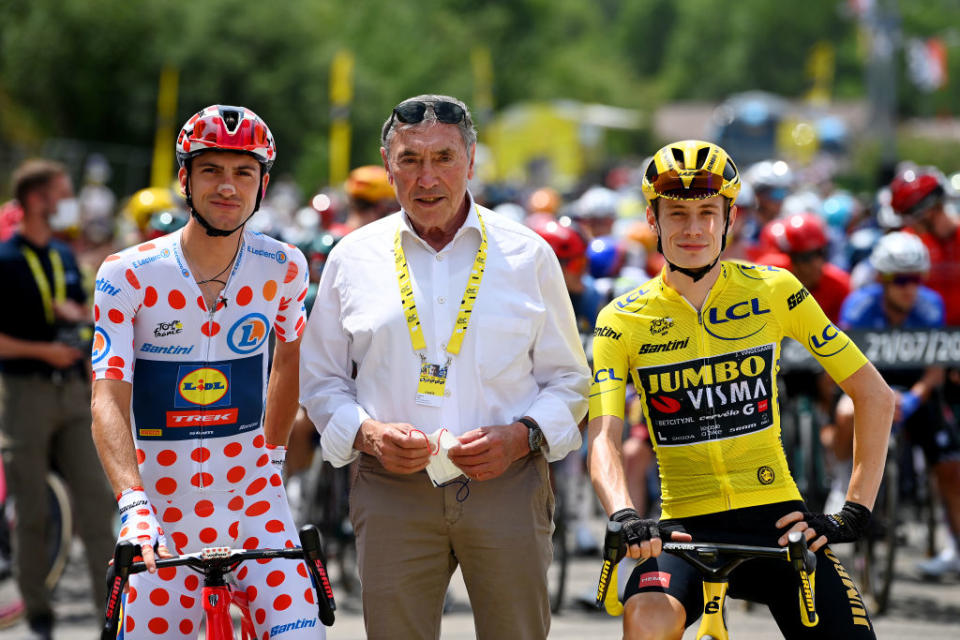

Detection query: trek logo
xmin=91 ymin=327 xmax=111 ymax=364
xmin=808 ymin=323 xmax=849 ymax=357
xmin=178 ymin=368 xmax=229 ymax=406
xmin=704 ymin=298 xmax=770 ymax=341
xmin=270 ymin=618 xmax=317 ymax=637
xmin=594 ymin=368 xmax=623 ymax=384
xmin=639 ymin=338 xmax=689 ymax=354
xmin=166 ymin=408 xmax=238 ymax=427
xmin=593 ymin=326 xmax=622 ymax=340
xmin=95 ymin=277 xmax=121 ymax=296
xmin=787 ymin=286 xmax=810 ymax=310
xmin=227 ymin=313 xmax=270 ymax=354
xmin=154 ymin=320 xmax=183 ymax=338
xmin=649 ymin=317 xmax=673 ymax=336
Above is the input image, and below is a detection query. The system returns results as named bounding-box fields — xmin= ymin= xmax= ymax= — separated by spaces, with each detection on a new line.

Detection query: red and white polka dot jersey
xmin=93 ymin=229 xmax=322 ymax=639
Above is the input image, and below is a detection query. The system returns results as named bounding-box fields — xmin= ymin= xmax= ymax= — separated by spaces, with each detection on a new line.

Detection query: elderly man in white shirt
xmin=300 ymin=94 xmax=589 ymax=640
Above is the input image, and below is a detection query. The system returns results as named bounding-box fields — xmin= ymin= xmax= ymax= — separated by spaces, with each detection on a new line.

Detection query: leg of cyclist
xmin=50 ymin=374 xmax=115 ymax=614
xmin=0 ymin=375 xmax=56 ymax=630
xmin=235 ymin=476 xmax=322 ymax=640
xmin=620 ymin=553 xmax=699 ymax=640
xmin=731 ymin=546 xmax=876 ymax=639
xmin=451 ymin=456 xmax=553 ymax=640
xmin=350 ymin=454 xmax=456 ymax=640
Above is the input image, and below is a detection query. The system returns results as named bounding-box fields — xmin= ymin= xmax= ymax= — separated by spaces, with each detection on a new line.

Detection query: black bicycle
xmin=596 ymin=521 xmax=817 ymax=640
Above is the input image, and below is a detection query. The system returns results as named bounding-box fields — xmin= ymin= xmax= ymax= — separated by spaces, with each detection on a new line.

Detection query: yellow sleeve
xmin=588 ymin=304 xmax=630 ymax=420
xmin=775 ymin=270 xmax=867 ymax=383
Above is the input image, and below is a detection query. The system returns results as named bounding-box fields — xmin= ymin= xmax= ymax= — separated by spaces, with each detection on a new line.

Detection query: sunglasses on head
xmin=881 ymin=273 xmax=922 ymax=286
xmin=391 ymin=100 xmax=466 ymax=126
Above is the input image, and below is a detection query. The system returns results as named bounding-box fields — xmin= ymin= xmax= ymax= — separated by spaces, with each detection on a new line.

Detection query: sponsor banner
xmin=131 ymin=355 xmax=263 ymax=440
xmin=638 ymin=344 xmax=775 ymax=446
xmin=780 ymin=328 xmax=960 ymax=370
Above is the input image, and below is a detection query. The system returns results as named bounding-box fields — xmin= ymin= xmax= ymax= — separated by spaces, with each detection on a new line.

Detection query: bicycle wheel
xmin=546 ymin=467 xmax=568 ymax=614
xmin=0 ymin=473 xmax=72 ymax=628
xmin=855 ymin=445 xmax=898 ymax=615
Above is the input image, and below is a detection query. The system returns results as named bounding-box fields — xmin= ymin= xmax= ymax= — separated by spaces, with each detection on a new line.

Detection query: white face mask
xmin=422 ymin=428 xmax=465 ymax=486
xmin=50 ymin=197 xmax=80 ymax=231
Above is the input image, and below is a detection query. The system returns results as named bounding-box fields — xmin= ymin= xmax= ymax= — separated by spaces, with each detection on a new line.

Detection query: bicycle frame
xmin=101 ymin=524 xmax=335 ymax=640
xmin=596 ymin=521 xmax=817 ymax=640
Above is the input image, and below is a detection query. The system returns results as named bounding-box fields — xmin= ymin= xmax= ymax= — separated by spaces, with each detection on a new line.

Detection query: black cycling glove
xmin=798 ymin=501 xmax=871 ymax=544
xmin=610 ymin=508 xmax=661 ymax=546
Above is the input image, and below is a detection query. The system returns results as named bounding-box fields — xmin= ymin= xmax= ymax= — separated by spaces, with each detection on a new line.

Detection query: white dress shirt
xmin=300 ymin=195 xmax=590 ymax=467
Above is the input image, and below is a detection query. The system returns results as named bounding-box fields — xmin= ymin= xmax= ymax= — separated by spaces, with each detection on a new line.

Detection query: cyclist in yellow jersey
xmin=587 ymin=140 xmax=895 ymax=639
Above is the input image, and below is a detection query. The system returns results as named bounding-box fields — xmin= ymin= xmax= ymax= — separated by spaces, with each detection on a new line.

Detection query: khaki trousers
xmin=350 ymin=453 xmax=554 ymax=640
xmin=0 ymin=373 xmax=115 ymax=620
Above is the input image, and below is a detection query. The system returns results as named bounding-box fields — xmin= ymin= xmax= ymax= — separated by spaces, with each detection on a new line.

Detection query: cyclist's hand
xmin=356 ymin=419 xmax=431 ymax=474
xmin=448 ymin=423 xmax=526 ymax=481
xmin=776 ymin=501 xmax=871 ymax=552
xmin=117 ymin=487 xmax=171 ymax=573
xmin=611 ymin=508 xmax=691 ymax=560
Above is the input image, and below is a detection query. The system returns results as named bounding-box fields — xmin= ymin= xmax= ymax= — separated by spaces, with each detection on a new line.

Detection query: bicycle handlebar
xmin=101 ymin=524 xmax=335 ymax=639
xmin=595 ymin=522 xmax=818 ymax=626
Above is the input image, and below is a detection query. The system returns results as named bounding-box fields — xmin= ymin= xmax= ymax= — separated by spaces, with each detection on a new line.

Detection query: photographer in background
xmin=0 ymin=159 xmax=114 ymax=640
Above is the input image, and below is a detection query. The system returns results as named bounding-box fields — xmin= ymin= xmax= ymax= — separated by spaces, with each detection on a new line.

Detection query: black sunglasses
xmin=391 ymin=100 xmax=466 ymax=126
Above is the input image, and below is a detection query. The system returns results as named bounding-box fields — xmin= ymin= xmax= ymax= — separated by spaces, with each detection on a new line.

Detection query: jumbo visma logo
xmin=178 ymin=368 xmax=229 ymax=406
xmin=228 ymin=313 xmax=270 ymax=354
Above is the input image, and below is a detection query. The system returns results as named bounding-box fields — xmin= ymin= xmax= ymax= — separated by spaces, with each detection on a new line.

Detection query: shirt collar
xmin=397 ymin=191 xmax=481 ymax=249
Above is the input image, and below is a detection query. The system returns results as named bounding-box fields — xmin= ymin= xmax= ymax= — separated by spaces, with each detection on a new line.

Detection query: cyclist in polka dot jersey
xmin=91 ymin=105 xmax=324 ymax=639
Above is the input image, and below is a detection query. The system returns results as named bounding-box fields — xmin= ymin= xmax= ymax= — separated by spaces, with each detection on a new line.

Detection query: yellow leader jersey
xmin=589 ymin=262 xmax=867 ymax=519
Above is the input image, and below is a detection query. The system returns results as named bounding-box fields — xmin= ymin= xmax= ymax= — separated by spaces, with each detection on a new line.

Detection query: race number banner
xmin=781 ymin=328 xmax=960 ymax=370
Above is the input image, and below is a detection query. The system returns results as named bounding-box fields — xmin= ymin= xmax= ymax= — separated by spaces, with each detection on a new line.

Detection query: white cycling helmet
xmin=576 ymin=186 xmax=619 ymax=219
xmin=869 ymin=231 xmax=930 ymax=274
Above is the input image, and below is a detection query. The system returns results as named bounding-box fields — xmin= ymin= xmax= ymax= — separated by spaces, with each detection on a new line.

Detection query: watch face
xmin=529 ymin=427 xmax=543 ymax=452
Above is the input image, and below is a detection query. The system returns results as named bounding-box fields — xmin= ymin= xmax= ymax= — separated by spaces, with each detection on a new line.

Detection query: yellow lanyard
xmin=21 ymin=245 xmax=66 ymax=325
xmin=394 ymin=207 xmax=487 ymax=360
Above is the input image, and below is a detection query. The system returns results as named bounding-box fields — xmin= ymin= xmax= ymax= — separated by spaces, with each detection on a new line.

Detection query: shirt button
xmin=438 ymin=296 xmax=446 ymax=304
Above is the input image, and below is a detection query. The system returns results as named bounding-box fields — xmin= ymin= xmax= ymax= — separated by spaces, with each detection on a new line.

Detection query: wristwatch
xmin=518 ymin=417 xmax=544 ymax=454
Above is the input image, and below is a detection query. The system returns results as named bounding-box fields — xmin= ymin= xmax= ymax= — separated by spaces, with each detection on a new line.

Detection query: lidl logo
xmin=228 ymin=313 xmax=270 ymax=354
xmin=178 ymin=367 xmax=229 ymax=406
xmin=91 ymin=327 xmax=111 ymax=364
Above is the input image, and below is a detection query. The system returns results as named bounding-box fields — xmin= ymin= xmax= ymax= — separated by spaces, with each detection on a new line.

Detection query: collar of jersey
xmin=656 ymin=262 xmax=732 ymax=310
xmin=397 ymin=190 xmax=482 ymax=250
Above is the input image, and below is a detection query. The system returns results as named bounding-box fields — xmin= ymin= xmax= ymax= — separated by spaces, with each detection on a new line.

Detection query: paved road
xmin=6 ymin=524 xmax=959 ymax=639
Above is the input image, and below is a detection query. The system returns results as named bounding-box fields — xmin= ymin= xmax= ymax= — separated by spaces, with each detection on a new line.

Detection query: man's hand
xmin=116 ymin=487 xmax=173 ymax=573
xmin=776 ymin=501 xmax=872 ymax=552
xmin=355 ymin=419 xmax=431 ymax=474
xmin=447 ymin=422 xmax=528 ymax=481
xmin=53 ymin=299 xmax=89 ymax=323
xmin=611 ymin=508 xmax=692 ymax=560
xmin=40 ymin=342 xmax=84 ymax=368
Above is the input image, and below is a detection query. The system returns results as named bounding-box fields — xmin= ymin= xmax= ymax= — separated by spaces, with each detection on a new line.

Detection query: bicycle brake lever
xmin=596 ymin=521 xmax=625 ymax=612
xmin=101 ymin=542 xmax=137 ymax=640
xmin=298 ymin=524 xmax=337 ymax=626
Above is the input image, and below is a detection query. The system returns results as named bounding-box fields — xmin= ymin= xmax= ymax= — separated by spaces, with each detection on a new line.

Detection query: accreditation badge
xmin=416 ymin=360 xmax=449 ymax=407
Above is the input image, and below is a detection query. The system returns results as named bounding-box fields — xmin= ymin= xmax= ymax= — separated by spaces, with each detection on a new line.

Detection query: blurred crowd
xmin=4 ymin=148 xmax=960 ymax=582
